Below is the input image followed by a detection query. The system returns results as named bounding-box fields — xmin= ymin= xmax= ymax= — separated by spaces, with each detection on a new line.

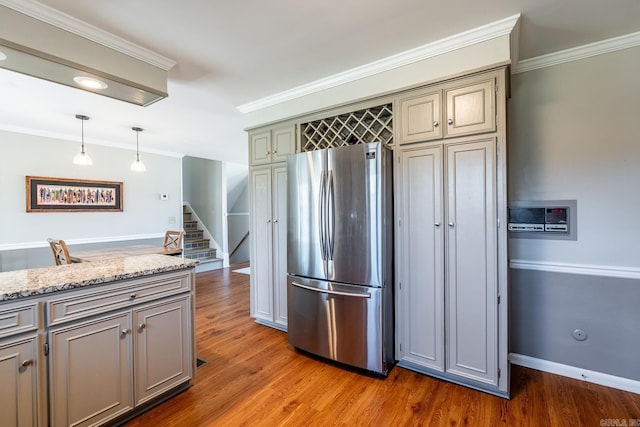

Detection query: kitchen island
xmin=0 ymin=254 xmax=198 ymax=427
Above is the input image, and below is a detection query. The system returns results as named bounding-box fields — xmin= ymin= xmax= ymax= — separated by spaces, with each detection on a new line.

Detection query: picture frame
xmin=26 ymin=176 xmax=123 ymax=212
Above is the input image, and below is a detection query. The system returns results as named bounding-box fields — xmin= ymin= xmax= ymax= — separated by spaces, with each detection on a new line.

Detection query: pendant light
xmin=131 ymin=126 xmax=146 ymax=172
xmin=72 ymin=114 xmax=92 ymax=165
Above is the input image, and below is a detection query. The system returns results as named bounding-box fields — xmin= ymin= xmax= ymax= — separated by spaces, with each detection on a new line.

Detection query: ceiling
xmin=1 ymin=0 xmax=639 ymax=165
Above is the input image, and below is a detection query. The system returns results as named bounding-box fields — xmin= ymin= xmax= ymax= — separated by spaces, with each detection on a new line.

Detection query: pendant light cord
xmin=81 ymin=119 xmax=85 ymax=153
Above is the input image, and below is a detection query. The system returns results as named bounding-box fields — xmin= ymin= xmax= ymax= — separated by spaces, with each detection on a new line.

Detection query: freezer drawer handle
xmin=291 ymin=281 xmax=371 ymax=298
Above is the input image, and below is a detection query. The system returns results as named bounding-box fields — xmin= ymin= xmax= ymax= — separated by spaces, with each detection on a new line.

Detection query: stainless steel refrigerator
xmin=287 ymin=142 xmax=394 ymax=375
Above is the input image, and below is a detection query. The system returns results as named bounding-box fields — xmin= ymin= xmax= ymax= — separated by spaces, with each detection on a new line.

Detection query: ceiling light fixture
xmin=131 ymin=127 xmax=146 ymax=172
xmin=73 ymin=76 xmax=108 ymax=90
xmin=72 ymin=114 xmax=92 ymax=166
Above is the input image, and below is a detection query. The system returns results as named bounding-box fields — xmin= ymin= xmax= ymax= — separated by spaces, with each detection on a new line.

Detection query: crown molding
xmin=0 ymin=0 xmax=176 ymax=71
xmin=513 ymin=31 xmax=640 ymax=74
xmin=237 ymin=14 xmax=520 ymax=114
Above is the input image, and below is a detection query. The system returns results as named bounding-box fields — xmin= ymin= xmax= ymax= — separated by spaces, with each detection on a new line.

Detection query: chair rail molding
xmin=509 ymin=259 xmax=640 ymax=280
xmin=0 ymin=233 xmax=165 ymax=251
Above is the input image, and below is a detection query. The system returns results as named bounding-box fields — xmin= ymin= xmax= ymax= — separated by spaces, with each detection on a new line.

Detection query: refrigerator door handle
xmin=319 ymin=170 xmax=327 ymax=260
xmin=291 ymin=281 xmax=371 ymax=299
xmin=327 ymin=170 xmax=335 ymax=260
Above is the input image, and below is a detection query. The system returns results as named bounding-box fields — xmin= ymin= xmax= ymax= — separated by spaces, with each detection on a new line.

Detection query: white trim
xmin=509 ymin=259 xmax=640 ymax=280
xmin=237 ymin=14 xmax=520 ymax=113
xmin=0 ymin=0 xmax=176 ymax=71
xmin=513 ymin=31 xmax=640 ymax=74
xmin=0 ymin=233 xmax=164 ymax=251
xmin=509 ymin=353 xmax=640 ymax=395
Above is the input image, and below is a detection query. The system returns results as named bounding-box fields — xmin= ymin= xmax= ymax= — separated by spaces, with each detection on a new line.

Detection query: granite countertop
xmin=0 ymin=254 xmax=199 ymax=302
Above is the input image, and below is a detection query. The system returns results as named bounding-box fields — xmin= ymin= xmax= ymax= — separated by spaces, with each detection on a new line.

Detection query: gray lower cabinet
xmin=49 ymin=312 xmax=133 ymax=427
xmin=395 ymin=137 xmax=506 ymax=396
xmin=49 ymin=295 xmax=192 ymax=427
xmin=0 ymin=300 xmax=46 ymax=427
xmin=0 ymin=335 xmax=41 ymax=427
xmin=133 ymin=296 xmax=192 ymax=406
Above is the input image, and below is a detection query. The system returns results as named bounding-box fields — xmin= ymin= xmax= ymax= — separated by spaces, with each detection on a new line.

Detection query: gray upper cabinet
xmin=398 ymin=91 xmax=442 ymax=144
xmin=249 ymin=124 xmax=296 ymax=166
xmin=396 ymin=72 xmax=496 ymax=145
xmin=444 ymin=77 xmax=495 ymax=138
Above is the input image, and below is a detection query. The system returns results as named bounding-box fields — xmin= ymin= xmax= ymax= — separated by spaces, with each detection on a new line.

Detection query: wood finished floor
xmin=124 ymin=263 xmax=640 ymax=426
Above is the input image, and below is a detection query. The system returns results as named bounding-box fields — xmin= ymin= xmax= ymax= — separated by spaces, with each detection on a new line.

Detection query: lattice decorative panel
xmin=301 ymin=103 xmax=393 ymax=151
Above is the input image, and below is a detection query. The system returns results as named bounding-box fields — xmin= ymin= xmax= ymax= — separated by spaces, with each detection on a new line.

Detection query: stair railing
xmin=229 ymin=231 xmax=249 ymax=259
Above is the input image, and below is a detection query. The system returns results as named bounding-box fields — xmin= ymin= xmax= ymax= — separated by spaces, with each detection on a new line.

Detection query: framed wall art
xmin=26 ymin=176 xmax=123 ymax=212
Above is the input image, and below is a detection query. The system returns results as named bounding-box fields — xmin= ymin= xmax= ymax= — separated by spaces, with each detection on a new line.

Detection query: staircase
xmin=183 ymin=205 xmax=223 ymax=271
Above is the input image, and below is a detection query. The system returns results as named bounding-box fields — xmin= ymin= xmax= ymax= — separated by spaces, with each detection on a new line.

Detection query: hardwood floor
xmin=124 ymin=264 xmax=640 ymax=426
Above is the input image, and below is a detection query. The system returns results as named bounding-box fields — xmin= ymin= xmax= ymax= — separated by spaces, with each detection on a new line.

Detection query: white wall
xmin=509 ymin=46 xmax=640 ymax=268
xmin=0 ymin=130 xmax=183 ymax=247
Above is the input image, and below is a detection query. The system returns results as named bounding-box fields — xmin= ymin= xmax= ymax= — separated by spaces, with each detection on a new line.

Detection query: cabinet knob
xmin=433 ymin=121 xmax=439 ymax=127
xmin=448 ymin=222 xmax=455 ymax=227
xmin=266 ymin=151 xmax=271 ymax=155
xmin=435 ymin=222 xmax=441 ymax=227
xmin=448 ymin=118 xmax=453 ymax=125
xmin=266 ymin=219 xmax=271 ymax=223
xmin=120 ymin=329 xmax=131 ymax=338
xmin=138 ymin=323 xmax=146 ymax=331
xmin=21 ymin=359 xmax=33 ymax=368
xmin=273 ymin=149 xmax=277 ymax=154
xmin=129 ymin=293 xmax=137 ymax=299
xmin=273 ymin=219 xmax=278 ymax=223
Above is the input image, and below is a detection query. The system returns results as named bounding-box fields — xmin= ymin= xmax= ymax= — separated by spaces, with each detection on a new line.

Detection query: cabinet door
xmin=250 ymin=167 xmax=274 ymax=322
xmin=250 ymin=130 xmax=271 ymax=166
xmin=271 ymin=126 xmax=296 ymax=163
xmin=49 ymin=312 xmax=133 ymax=427
xmin=272 ymin=165 xmax=288 ymax=327
xmin=0 ymin=336 xmax=38 ymax=427
xmin=396 ymin=146 xmax=444 ymax=371
xmin=445 ymin=139 xmax=497 ymax=386
xmin=398 ymin=91 xmax=442 ymax=144
xmin=134 ymin=296 xmax=192 ymax=405
xmin=444 ymin=78 xmax=495 ymax=138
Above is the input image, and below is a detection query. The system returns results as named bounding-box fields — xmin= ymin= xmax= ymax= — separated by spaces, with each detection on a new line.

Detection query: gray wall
xmin=508 ymin=46 xmax=640 ymax=380
xmin=0 ymin=130 xmax=182 ymax=271
xmin=182 ymin=156 xmax=224 ymax=249
xmin=228 ymin=181 xmax=249 ymax=264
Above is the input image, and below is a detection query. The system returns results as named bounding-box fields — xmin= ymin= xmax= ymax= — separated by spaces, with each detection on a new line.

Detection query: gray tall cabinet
xmin=248 ymin=123 xmax=296 ymax=330
xmin=247 ymin=66 xmax=509 ymax=396
xmin=394 ymin=68 xmax=509 ymax=396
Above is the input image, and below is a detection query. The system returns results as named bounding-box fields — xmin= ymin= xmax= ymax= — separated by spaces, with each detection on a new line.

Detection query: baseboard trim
xmin=509 ymin=353 xmax=640 ymax=394
xmin=509 ymin=259 xmax=640 ymax=280
xmin=0 ymin=234 xmax=165 ymax=251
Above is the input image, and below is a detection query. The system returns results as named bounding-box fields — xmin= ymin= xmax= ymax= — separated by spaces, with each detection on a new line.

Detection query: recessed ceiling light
xmin=0 ymin=51 xmax=7 ymax=61
xmin=73 ymin=76 xmax=108 ymax=90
